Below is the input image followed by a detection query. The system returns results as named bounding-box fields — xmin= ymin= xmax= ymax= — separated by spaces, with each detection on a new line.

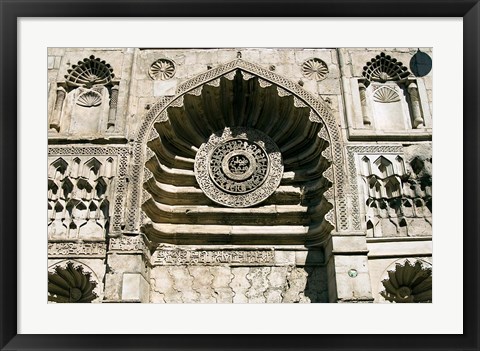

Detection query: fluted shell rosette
xmin=363 ymin=52 xmax=410 ymax=83
xmin=380 ymin=260 xmax=432 ymax=303
xmin=65 ymin=55 xmax=115 ymax=88
xmin=373 ymin=86 xmax=400 ymax=103
xmin=48 ymin=262 xmax=98 ymax=303
xmin=301 ymin=58 xmax=329 ymax=81
xmin=76 ymin=90 xmax=103 ymax=107
xmin=149 ymin=58 xmax=176 ymax=80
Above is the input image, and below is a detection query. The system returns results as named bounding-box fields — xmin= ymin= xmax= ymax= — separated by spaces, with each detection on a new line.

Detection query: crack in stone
xmin=167 ymin=266 xmax=184 ymax=303
xmin=230 ymin=267 xmax=249 ymax=303
xmin=246 ymin=267 xmax=269 ymax=303
xmin=262 ymin=267 xmax=272 ymax=303
xmin=186 ymin=266 xmax=201 ymax=303
xmin=149 ymin=277 xmax=166 ymax=303
xmin=244 ymin=267 xmax=254 ymax=303
xmin=229 ymin=268 xmax=237 ymax=303
xmin=227 ymin=268 xmax=235 ymax=303
xmin=176 ymin=266 xmax=198 ymax=303
xmin=266 ymin=266 xmax=289 ymax=303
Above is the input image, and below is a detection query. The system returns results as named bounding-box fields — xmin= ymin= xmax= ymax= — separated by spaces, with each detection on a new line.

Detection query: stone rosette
xmin=195 ymin=127 xmax=283 ymax=207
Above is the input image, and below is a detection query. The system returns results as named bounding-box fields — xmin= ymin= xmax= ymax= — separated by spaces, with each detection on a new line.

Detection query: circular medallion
xmin=195 ymin=127 xmax=283 ymax=207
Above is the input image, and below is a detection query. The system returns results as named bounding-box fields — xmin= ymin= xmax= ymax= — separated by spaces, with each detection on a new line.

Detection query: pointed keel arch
xmin=128 ymin=59 xmax=348 ymax=245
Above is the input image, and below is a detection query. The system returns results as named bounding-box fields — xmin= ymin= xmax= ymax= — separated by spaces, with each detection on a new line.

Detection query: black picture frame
xmin=1 ymin=1 xmax=478 ymax=350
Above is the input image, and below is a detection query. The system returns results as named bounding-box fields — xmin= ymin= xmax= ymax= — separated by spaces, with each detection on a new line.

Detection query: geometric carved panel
xmin=48 ymin=146 xmax=129 ymax=236
xmin=348 ymin=146 xmax=432 ymax=237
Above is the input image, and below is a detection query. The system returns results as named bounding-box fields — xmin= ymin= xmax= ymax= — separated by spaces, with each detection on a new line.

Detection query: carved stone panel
xmin=50 ymin=55 xmax=120 ymax=134
xmin=48 ymin=242 xmax=107 ymax=257
xmin=350 ymin=146 xmax=432 ymax=238
xmin=153 ymin=249 xmax=275 ymax=266
xmin=194 ymin=127 xmax=283 ymax=207
xmin=48 ymin=146 xmax=129 ymax=238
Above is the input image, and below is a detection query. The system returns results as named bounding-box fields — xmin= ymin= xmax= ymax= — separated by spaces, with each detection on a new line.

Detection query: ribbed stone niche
xmin=142 ymin=70 xmax=334 ymax=245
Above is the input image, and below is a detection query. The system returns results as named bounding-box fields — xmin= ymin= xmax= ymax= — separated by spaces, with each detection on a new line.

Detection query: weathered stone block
xmin=153 ymin=80 xmax=177 ymax=96
xmin=48 ymin=56 xmax=55 ymax=69
xmin=122 ymin=272 xmax=149 ymax=301
xmin=136 ymin=79 xmax=153 ymax=97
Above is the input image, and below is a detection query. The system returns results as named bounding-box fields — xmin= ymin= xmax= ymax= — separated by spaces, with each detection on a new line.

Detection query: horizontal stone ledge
xmin=48 ymin=239 xmax=106 ymax=243
xmin=48 ymin=255 xmax=106 ymax=259
xmin=143 ymin=203 xmax=311 ymax=226
xmin=107 ymin=250 xmax=149 ymax=257
xmin=153 ymin=244 xmax=311 ymax=250
xmin=367 ymin=238 xmax=432 ymax=258
xmin=331 ymin=235 xmax=368 ymax=252
xmin=331 ymin=250 xmax=370 ymax=256
xmin=47 ymin=136 xmax=129 ymax=145
xmin=147 ymin=223 xmax=310 ymax=235
xmin=142 ymin=223 xmax=332 ymax=245
xmin=366 ymin=236 xmax=432 ymax=243
xmin=367 ymin=253 xmax=432 ymax=259
xmin=346 ymin=128 xmax=432 ymax=142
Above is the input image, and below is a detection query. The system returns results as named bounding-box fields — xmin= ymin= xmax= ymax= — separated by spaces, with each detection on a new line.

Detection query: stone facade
xmin=47 ymin=48 xmax=432 ymax=303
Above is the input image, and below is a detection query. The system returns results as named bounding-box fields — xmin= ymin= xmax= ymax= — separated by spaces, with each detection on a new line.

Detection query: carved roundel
xmin=302 ymin=58 xmax=329 ymax=81
xmin=149 ymin=58 xmax=176 ymax=80
xmin=195 ymin=127 xmax=283 ymax=207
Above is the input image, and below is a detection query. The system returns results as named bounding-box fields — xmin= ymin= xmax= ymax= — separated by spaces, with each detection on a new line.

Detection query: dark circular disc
xmin=409 ymin=50 xmax=432 ymax=77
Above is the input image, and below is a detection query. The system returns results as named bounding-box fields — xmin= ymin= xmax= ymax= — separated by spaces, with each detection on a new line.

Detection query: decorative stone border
xmin=129 ymin=58 xmax=347 ymax=233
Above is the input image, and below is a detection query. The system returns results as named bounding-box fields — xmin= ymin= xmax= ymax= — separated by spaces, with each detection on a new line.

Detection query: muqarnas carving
xmin=301 ymin=58 xmax=329 ymax=81
xmin=48 ymin=262 xmax=98 ymax=303
xmin=49 ymin=55 xmax=119 ymax=133
xmin=48 ymin=156 xmax=115 ymax=240
xmin=380 ymin=260 xmax=432 ymax=303
xmin=360 ymin=150 xmax=432 ymax=237
xmin=149 ymin=58 xmax=176 ymax=80
xmin=358 ymin=53 xmax=426 ymax=130
xmin=141 ymin=70 xmax=334 ymax=246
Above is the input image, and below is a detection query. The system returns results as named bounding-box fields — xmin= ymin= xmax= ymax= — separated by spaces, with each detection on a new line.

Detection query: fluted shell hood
xmin=142 ymin=69 xmax=334 ymax=246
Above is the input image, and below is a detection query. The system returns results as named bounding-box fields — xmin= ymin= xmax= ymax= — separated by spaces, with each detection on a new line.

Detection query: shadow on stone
xmin=303 ymin=249 xmax=328 ymax=303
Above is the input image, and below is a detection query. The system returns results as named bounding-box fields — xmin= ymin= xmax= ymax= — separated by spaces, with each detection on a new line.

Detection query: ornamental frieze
xmin=153 ymin=249 xmax=275 ymax=266
xmin=48 ymin=242 xmax=107 ymax=257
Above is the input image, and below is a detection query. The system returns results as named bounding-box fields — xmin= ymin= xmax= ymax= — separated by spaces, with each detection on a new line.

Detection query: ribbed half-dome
xmin=48 ymin=262 xmax=98 ymax=303
xmin=380 ymin=260 xmax=432 ymax=303
xmin=142 ymin=70 xmax=334 ymax=246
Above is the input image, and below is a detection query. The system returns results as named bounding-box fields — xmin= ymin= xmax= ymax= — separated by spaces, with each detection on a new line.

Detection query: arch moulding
xmin=126 ymin=58 xmax=348 ymax=236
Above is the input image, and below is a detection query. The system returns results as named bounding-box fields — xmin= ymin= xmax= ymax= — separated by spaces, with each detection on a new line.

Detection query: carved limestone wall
xmin=149 ymin=246 xmax=327 ymax=303
xmin=47 ymin=48 xmax=432 ymax=304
